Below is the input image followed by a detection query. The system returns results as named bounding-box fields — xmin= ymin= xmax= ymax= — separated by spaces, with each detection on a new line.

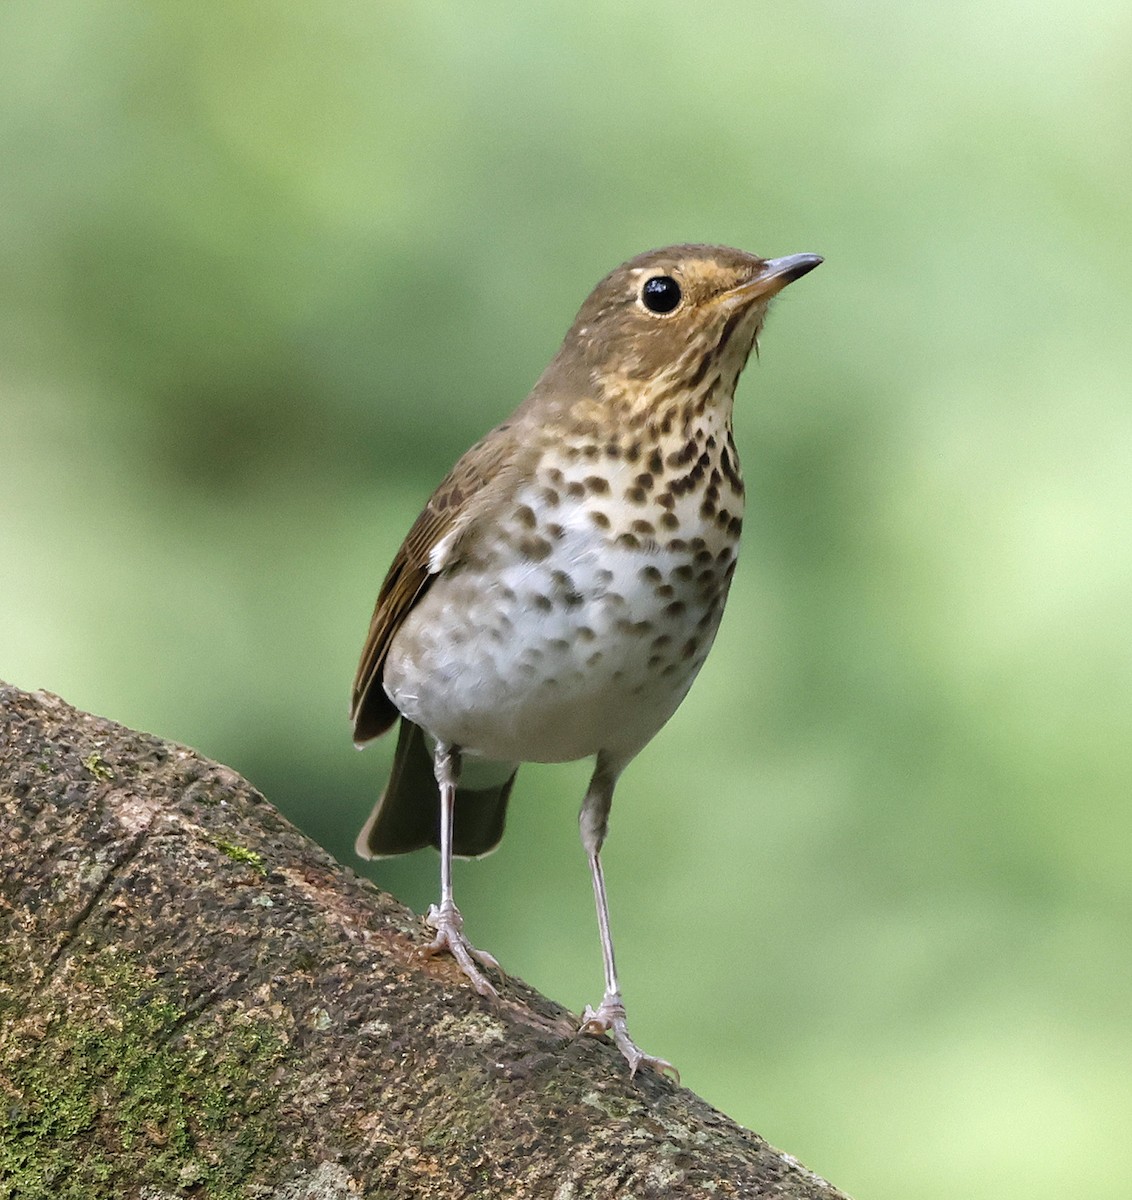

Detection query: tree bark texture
xmin=0 ymin=683 xmax=850 ymax=1199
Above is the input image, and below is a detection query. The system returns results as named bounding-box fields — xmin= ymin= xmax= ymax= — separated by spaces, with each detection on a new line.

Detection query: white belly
xmin=383 ymin=516 xmax=738 ymax=765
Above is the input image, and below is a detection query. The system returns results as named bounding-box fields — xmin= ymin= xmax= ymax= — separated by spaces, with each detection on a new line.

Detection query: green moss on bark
xmin=0 ymin=952 xmax=286 ymax=1200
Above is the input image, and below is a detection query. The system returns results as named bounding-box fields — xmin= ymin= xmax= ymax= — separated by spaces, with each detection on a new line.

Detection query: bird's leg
xmin=423 ymin=740 xmax=500 ymax=998
xmin=577 ymin=754 xmax=679 ymax=1082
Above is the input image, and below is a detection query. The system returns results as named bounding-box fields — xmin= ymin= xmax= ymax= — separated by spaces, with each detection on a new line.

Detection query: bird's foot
xmin=423 ymin=900 xmax=501 ymax=999
xmin=579 ymin=991 xmax=680 ymax=1083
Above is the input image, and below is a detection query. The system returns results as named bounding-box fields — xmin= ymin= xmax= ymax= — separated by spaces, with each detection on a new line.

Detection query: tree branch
xmin=0 ymin=682 xmax=850 ymax=1199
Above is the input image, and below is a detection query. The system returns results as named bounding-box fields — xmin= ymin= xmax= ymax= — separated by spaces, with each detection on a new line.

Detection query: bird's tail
xmin=355 ymin=719 xmax=518 ymax=860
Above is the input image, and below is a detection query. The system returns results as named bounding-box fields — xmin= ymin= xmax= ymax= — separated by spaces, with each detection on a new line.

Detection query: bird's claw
xmin=580 ymin=994 xmax=680 ymax=1083
xmin=423 ymin=901 xmax=501 ymax=998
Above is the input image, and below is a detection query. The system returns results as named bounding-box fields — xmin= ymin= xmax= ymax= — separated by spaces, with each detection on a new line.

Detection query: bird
xmin=350 ymin=243 xmax=822 ymax=1077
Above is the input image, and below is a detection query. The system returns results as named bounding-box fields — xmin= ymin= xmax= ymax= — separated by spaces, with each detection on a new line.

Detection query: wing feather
xmin=349 ymin=426 xmax=517 ymax=743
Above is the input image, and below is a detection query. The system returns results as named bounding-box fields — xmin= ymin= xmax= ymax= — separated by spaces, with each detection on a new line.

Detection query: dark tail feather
xmin=355 ymin=719 xmax=518 ymax=860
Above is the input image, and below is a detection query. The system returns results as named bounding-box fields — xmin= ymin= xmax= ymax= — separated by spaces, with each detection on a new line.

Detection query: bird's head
xmin=559 ymin=244 xmax=822 ymax=395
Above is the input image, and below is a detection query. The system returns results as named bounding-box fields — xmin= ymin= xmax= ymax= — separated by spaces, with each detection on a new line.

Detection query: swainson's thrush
xmin=351 ymin=244 xmax=822 ymax=1077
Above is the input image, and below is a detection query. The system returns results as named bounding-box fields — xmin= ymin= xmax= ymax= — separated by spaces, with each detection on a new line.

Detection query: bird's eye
xmin=640 ymin=275 xmax=682 ymax=314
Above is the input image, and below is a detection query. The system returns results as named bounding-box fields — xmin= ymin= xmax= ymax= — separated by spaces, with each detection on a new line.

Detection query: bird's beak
xmin=725 ymin=253 xmax=824 ymax=304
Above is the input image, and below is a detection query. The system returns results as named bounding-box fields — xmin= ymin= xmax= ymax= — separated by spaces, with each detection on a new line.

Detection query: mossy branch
xmin=0 ymin=683 xmax=850 ymax=1199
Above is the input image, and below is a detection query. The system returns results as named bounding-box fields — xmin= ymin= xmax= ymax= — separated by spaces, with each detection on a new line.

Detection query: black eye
xmin=640 ymin=275 xmax=682 ymax=314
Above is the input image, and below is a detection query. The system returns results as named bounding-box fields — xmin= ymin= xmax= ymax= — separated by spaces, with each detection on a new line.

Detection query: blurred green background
xmin=3 ymin=2 xmax=1131 ymax=1196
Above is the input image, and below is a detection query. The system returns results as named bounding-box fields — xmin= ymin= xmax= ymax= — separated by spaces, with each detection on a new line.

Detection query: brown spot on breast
xmin=665 ymin=600 xmax=687 ymax=618
xmin=541 ymin=488 xmax=560 ymax=507
xmin=631 ymin=519 xmax=655 ymax=536
xmin=667 ymin=440 xmax=699 ymax=469
xmin=700 ymin=497 xmax=717 ymax=519
xmin=647 ymin=448 xmax=663 ymax=474
xmin=655 ymin=583 xmax=675 ymax=599
xmin=578 ymin=626 xmax=597 ymax=642
xmin=520 ymin=537 xmax=553 ymax=561
xmin=531 ymin=593 xmax=553 ymax=613
xmin=634 ymin=472 xmax=654 ymax=490
xmin=673 ymin=564 xmax=694 ymax=582
xmin=587 ymin=650 xmax=604 ymax=667
xmin=547 ymin=467 xmax=565 ymax=485
xmin=584 ymin=475 xmax=611 ymax=494
xmin=682 ymin=638 xmax=699 ymax=659
xmin=639 ymin=565 xmax=662 ymax=583
xmin=566 ymin=481 xmax=586 ymax=498
xmin=668 ymin=476 xmax=693 ymax=497
xmin=590 ymin=511 xmax=611 ymax=530
xmin=615 ymin=532 xmax=641 ymax=549
xmin=721 ymin=434 xmax=744 ymax=491
xmin=659 ymin=512 xmax=679 ymax=530
xmin=516 ymin=505 xmax=537 ymax=529
xmin=550 ymin=569 xmax=585 ymax=608
xmin=624 ymin=486 xmax=648 ymax=505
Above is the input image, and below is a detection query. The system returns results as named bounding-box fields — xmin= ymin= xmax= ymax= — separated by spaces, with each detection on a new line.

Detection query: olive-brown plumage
xmin=351 ymin=243 xmax=821 ymax=1076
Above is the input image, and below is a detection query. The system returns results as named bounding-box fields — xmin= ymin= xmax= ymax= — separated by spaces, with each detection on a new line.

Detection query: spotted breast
xmin=382 ymin=335 xmax=748 ymax=768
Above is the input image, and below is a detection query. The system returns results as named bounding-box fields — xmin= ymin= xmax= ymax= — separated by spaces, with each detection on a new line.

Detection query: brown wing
xmin=349 ymin=425 xmax=516 ymax=744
